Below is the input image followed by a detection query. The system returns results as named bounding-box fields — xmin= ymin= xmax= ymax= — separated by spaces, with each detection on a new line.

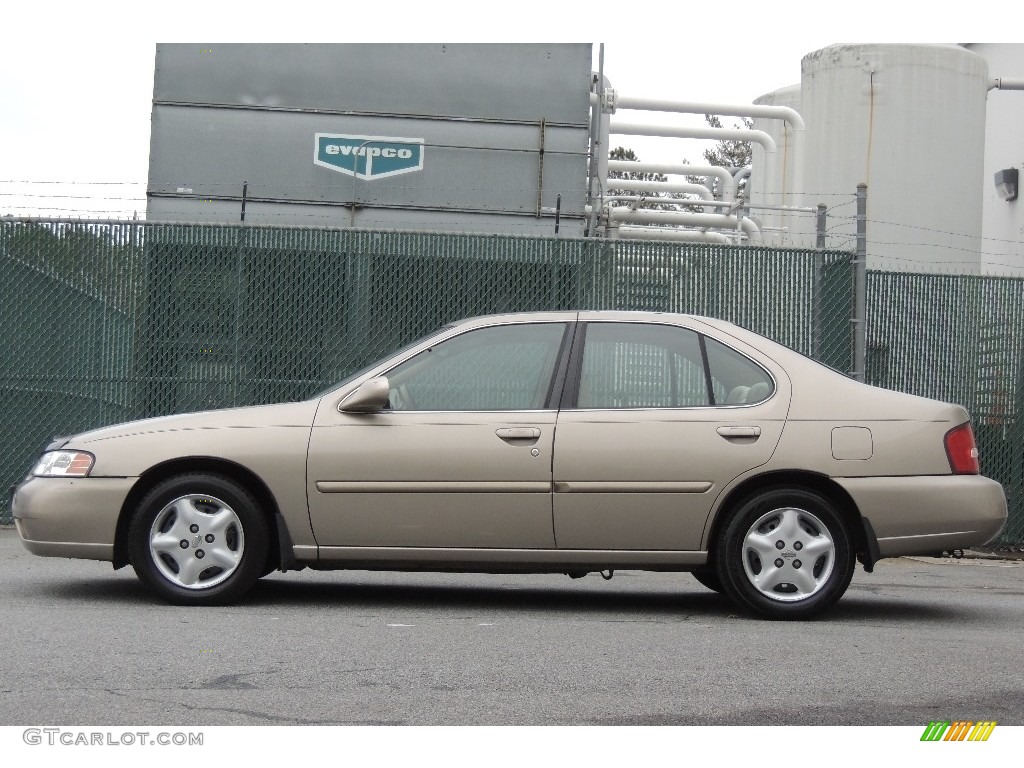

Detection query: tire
xmin=128 ymin=473 xmax=269 ymax=605
xmin=691 ymin=568 xmax=725 ymax=594
xmin=715 ymin=487 xmax=855 ymax=620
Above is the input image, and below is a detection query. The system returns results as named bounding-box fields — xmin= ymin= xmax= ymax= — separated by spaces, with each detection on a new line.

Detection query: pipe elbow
xmin=740 ymin=217 xmax=762 ymax=243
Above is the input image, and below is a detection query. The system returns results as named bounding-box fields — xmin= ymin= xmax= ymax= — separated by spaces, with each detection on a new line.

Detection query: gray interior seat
xmin=746 ymin=382 xmax=771 ymax=403
xmin=725 ymin=385 xmax=750 ymax=404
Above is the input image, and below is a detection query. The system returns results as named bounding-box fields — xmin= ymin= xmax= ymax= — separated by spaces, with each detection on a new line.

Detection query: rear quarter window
xmin=704 ymin=336 xmax=775 ymax=405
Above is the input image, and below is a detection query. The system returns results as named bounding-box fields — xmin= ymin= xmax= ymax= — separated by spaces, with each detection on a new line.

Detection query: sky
xmin=1 ymin=0 xmax=1018 ymax=219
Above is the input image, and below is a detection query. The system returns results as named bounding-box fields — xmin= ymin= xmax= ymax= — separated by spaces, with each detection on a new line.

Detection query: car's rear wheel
xmin=715 ymin=487 xmax=855 ymax=619
xmin=128 ymin=473 xmax=269 ymax=605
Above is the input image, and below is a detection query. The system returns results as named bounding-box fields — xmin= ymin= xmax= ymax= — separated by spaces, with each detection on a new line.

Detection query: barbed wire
xmin=1 ymin=202 xmax=1020 ymax=243
xmin=2 ymin=183 xmax=1022 ymax=268
xmin=5 ymin=202 xmax=1016 ymax=244
xmin=0 ymin=178 xmax=865 ymax=196
xmin=4 ymin=221 xmax=1023 ymax=275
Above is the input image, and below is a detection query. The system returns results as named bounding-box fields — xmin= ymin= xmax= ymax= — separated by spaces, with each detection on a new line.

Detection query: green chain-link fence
xmin=2 ymin=219 xmax=1020 ymax=543
xmin=867 ymin=271 xmax=1024 ymax=543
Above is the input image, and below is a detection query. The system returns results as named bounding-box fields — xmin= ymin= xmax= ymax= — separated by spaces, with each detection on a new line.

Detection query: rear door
xmin=552 ymin=319 xmax=789 ymax=551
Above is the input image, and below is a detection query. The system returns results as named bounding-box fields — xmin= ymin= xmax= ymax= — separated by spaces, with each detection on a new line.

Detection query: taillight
xmin=944 ymin=422 xmax=980 ymax=475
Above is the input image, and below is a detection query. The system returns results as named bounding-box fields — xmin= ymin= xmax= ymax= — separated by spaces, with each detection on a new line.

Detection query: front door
xmin=308 ymin=320 xmax=570 ymax=549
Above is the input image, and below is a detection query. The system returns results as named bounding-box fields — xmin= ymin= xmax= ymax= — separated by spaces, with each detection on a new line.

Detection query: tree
xmin=607 ymin=146 xmax=666 ymax=205
xmin=691 ymin=115 xmax=754 ymax=201
xmin=606 ymin=146 xmax=698 ymax=212
xmin=702 ymin=114 xmax=754 ymax=170
xmin=0 ymin=220 xmax=142 ymax=311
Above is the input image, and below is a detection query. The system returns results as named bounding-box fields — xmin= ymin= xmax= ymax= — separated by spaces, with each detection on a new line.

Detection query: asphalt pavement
xmin=1 ymin=527 xmax=1022 ymax=726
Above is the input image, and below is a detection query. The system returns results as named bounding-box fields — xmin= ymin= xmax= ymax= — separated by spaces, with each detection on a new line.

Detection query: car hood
xmin=65 ymin=400 xmax=320 ymax=446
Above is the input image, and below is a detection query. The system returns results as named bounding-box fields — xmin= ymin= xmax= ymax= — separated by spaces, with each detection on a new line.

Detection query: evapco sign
xmin=314 ymin=133 xmax=425 ymax=180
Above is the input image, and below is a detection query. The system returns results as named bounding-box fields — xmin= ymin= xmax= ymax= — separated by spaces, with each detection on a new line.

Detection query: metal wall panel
xmin=153 ymin=43 xmax=591 ymax=122
xmin=147 ymin=44 xmax=592 ymax=232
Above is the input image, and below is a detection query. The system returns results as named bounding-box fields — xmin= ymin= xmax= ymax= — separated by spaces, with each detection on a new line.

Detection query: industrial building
xmin=146 ymin=44 xmax=592 ymax=235
xmin=147 ymin=43 xmax=1024 ymax=275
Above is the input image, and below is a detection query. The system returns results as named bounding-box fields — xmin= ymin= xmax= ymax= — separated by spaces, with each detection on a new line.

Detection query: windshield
xmin=308 ymin=325 xmax=455 ymax=399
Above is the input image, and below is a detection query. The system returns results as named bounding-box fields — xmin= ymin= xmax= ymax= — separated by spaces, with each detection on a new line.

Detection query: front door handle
xmin=496 ymin=427 xmax=541 ymax=440
xmin=717 ymin=425 xmax=761 ymax=439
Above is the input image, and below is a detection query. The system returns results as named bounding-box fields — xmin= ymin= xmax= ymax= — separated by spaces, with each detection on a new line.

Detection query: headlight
xmin=32 ymin=450 xmax=95 ymax=477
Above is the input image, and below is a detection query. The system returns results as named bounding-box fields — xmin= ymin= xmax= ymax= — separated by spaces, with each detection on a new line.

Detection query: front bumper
xmin=12 ymin=475 xmax=138 ymax=561
xmin=835 ymin=474 xmax=1008 ymax=558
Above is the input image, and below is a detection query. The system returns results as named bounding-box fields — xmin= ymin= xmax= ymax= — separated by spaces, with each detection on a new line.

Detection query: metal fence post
xmin=813 ymin=203 xmax=826 ymax=361
xmin=231 ymin=224 xmax=247 ymax=406
xmin=853 ymin=185 xmax=867 ymax=381
xmin=584 ymin=44 xmax=605 ymax=238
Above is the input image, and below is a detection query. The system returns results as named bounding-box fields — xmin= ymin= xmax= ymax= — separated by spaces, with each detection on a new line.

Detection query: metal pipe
xmin=989 ymin=77 xmax=1024 ymax=91
xmin=605 ymin=195 xmax=732 ymax=208
xmin=853 ymin=184 xmax=868 ymax=382
xmin=732 ymin=168 xmax=752 ymax=220
xmin=599 ymin=93 xmax=806 ymax=130
xmin=747 ymin=203 xmax=818 ymax=213
xmin=606 ymin=179 xmax=713 ymax=200
xmin=535 ymin=118 xmax=546 ymax=217
xmin=607 ymin=160 xmax=736 ymax=200
xmin=610 ymin=120 xmax=777 ymax=153
xmin=614 ymin=225 xmax=731 ymax=244
xmin=608 ymin=206 xmax=762 ymax=243
xmin=584 ymin=44 xmax=606 ymax=237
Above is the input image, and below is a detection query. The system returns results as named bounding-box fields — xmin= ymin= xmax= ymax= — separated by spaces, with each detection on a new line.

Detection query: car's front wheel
xmin=128 ymin=473 xmax=269 ymax=605
xmin=715 ymin=487 xmax=855 ymax=619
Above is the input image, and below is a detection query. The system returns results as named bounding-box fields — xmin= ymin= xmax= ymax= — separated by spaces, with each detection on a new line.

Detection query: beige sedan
xmin=12 ymin=312 xmax=1007 ymax=619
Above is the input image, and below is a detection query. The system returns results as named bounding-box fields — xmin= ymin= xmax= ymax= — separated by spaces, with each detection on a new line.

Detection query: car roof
xmin=451 ymin=310 xmax=732 ymax=328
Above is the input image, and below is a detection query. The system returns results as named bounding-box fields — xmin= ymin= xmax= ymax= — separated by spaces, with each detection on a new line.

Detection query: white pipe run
xmin=614 ymin=226 xmax=731 ymax=244
xmin=606 ymin=195 xmax=733 ymax=209
xmin=608 ymin=206 xmax=762 ymax=243
xmin=989 ymin=77 xmax=1024 ymax=91
xmin=610 ymin=120 xmax=777 ymax=153
xmin=607 ymin=160 xmax=736 ymax=200
xmin=599 ymin=93 xmax=806 ymax=131
xmin=605 ymin=179 xmax=714 ymax=200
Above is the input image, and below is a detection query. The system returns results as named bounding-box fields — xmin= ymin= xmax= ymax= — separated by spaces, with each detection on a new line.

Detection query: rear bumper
xmin=12 ymin=475 xmax=138 ymax=561
xmin=835 ymin=474 xmax=1008 ymax=558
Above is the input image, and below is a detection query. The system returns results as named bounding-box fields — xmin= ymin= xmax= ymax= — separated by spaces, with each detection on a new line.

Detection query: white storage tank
xmin=964 ymin=43 xmax=1024 ymax=276
xmin=799 ymin=44 xmax=989 ymax=273
xmin=749 ymin=84 xmax=812 ymax=248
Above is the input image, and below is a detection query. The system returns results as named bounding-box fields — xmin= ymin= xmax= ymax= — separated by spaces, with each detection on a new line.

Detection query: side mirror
xmin=338 ymin=376 xmax=390 ymax=413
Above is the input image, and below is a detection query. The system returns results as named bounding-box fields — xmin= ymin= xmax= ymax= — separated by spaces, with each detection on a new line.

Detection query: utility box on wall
xmin=146 ymin=43 xmax=593 ymax=235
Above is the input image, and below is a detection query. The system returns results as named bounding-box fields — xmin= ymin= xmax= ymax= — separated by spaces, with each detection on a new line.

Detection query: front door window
xmin=386 ymin=323 xmax=566 ymax=411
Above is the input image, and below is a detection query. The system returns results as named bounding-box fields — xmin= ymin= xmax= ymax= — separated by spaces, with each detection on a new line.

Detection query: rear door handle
xmin=717 ymin=426 xmax=761 ymax=439
xmin=496 ymin=427 xmax=541 ymax=440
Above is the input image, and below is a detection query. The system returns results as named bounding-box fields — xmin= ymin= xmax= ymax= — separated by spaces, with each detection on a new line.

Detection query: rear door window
xmin=577 ymin=323 xmax=709 ymax=408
